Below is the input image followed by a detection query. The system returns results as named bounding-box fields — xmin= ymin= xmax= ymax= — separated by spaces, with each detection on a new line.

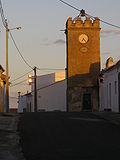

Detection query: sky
xmin=0 ymin=0 xmax=120 ymax=108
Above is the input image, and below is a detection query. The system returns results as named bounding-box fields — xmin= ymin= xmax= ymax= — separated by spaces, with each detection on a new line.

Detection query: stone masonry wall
xmin=66 ymin=16 xmax=100 ymax=112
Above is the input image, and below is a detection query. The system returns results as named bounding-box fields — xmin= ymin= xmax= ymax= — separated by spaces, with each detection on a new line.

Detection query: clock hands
xmin=82 ymin=38 xmax=87 ymax=43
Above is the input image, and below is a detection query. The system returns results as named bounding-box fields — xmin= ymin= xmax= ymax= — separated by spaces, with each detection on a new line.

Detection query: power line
xmin=37 ymin=67 xmax=65 ymax=71
xmin=31 ymin=79 xmax=66 ymax=93
xmin=17 ymin=79 xmax=66 ymax=96
xmin=59 ymin=0 xmax=81 ymax=12
xmin=11 ymin=70 xmax=33 ymax=83
xmin=0 ymin=0 xmax=34 ymax=71
xmin=10 ymin=79 xmax=27 ymax=87
xmin=85 ymin=13 xmax=120 ymax=29
xmin=0 ymin=0 xmax=6 ymax=28
xmin=37 ymin=79 xmax=66 ymax=91
xmin=99 ymin=19 xmax=120 ymax=29
xmin=10 ymin=68 xmax=66 ymax=88
xmin=11 ymin=68 xmax=65 ymax=88
xmin=59 ymin=0 xmax=120 ymax=29
xmin=9 ymin=31 xmax=33 ymax=70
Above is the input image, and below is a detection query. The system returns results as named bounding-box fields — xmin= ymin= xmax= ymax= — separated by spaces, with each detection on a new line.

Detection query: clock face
xmin=79 ymin=34 xmax=88 ymax=44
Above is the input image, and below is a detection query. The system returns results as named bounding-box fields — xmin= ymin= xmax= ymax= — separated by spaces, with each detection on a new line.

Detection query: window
xmin=30 ymin=102 xmax=31 ymax=112
xmin=27 ymin=103 xmax=29 ymax=112
xmin=115 ymin=81 xmax=117 ymax=94
xmin=109 ymin=83 xmax=111 ymax=107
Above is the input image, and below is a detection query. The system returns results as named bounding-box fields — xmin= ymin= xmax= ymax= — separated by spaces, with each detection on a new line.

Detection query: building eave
xmin=0 ymin=65 xmax=5 ymax=73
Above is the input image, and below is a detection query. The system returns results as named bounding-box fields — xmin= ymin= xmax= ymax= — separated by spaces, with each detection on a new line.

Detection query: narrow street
xmin=19 ymin=112 xmax=120 ymax=160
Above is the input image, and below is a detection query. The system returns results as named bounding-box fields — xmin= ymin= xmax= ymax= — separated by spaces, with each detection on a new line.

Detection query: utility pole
xmin=5 ymin=19 xmax=9 ymax=112
xmin=34 ymin=66 xmax=37 ymax=112
xmin=4 ymin=19 xmax=21 ymax=113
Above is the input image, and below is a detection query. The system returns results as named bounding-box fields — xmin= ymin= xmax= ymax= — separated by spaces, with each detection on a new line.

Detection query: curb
xmin=92 ymin=112 xmax=120 ymax=125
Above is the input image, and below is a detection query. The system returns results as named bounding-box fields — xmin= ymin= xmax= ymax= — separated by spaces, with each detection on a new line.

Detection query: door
xmin=118 ymin=73 xmax=120 ymax=112
xmin=82 ymin=94 xmax=91 ymax=111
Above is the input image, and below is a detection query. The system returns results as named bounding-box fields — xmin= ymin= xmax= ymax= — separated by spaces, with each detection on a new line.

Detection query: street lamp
xmin=8 ymin=27 xmax=21 ymax=31
xmin=28 ymin=74 xmax=32 ymax=85
xmin=5 ymin=19 xmax=21 ymax=112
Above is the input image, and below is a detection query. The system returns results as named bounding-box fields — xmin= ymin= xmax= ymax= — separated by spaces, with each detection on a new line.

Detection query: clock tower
xmin=66 ymin=16 xmax=100 ymax=112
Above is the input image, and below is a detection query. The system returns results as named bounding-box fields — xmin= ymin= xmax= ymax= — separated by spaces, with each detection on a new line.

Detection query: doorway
xmin=82 ymin=94 xmax=91 ymax=111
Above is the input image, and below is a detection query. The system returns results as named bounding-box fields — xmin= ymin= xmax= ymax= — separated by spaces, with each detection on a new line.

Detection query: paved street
xmin=0 ymin=113 xmax=25 ymax=160
xmin=19 ymin=112 xmax=120 ymax=160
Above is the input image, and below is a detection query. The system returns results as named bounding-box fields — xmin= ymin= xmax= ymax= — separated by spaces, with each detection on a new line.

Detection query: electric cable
xmin=59 ymin=0 xmax=81 ymax=12
xmin=0 ymin=0 xmax=34 ymax=72
xmin=59 ymin=0 xmax=120 ymax=29
xmin=31 ymin=79 xmax=66 ymax=93
xmin=10 ymin=79 xmax=27 ymax=87
xmin=11 ymin=70 xmax=33 ymax=83
xmin=9 ymin=31 xmax=33 ymax=70
xmin=85 ymin=13 xmax=120 ymax=29
xmin=0 ymin=0 xmax=6 ymax=28
xmin=37 ymin=67 xmax=65 ymax=71
xmin=0 ymin=0 xmax=34 ymax=71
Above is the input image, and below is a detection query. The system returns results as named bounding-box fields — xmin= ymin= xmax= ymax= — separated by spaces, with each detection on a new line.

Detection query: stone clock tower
xmin=66 ymin=15 xmax=100 ymax=112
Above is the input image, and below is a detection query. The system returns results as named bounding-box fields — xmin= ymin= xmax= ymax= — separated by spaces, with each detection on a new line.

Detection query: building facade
xmin=66 ymin=16 xmax=100 ymax=112
xmin=99 ymin=59 xmax=120 ymax=112
xmin=0 ymin=65 xmax=6 ymax=112
xmin=18 ymin=71 xmax=66 ymax=112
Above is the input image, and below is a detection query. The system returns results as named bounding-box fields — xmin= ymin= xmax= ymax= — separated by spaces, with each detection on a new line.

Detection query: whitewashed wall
xmin=18 ymin=96 xmax=26 ymax=113
xmin=18 ymin=94 xmax=33 ymax=113
xmin=18 ymin=72 xmax=66 ymax=112
xmin=104 ymin=68 xmax=119 ymax=112
xmin=36 ymin=80 xmax=66 ymax=111
xmin=99 ymin=79 xmax=105 ymax=111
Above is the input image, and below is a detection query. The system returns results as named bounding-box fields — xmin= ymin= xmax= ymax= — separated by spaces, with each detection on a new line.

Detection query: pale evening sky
xmin=0 ymin=0 xmax=120 ymax=108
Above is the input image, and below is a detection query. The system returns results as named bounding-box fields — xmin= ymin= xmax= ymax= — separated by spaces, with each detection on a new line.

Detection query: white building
xmin=18 ymin=71 xmax=67 ymax=112
xmin=18 ymin=92 xmax=32 ymax=112
xmin=99 ymin=58 xmax=120 ymax=112
xmin=99 ymin=73 xmax=105 ymax=111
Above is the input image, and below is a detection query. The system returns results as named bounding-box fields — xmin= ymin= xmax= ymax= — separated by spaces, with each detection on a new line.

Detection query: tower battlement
xmin=67 ymin=17 xmax=100 ymax=28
